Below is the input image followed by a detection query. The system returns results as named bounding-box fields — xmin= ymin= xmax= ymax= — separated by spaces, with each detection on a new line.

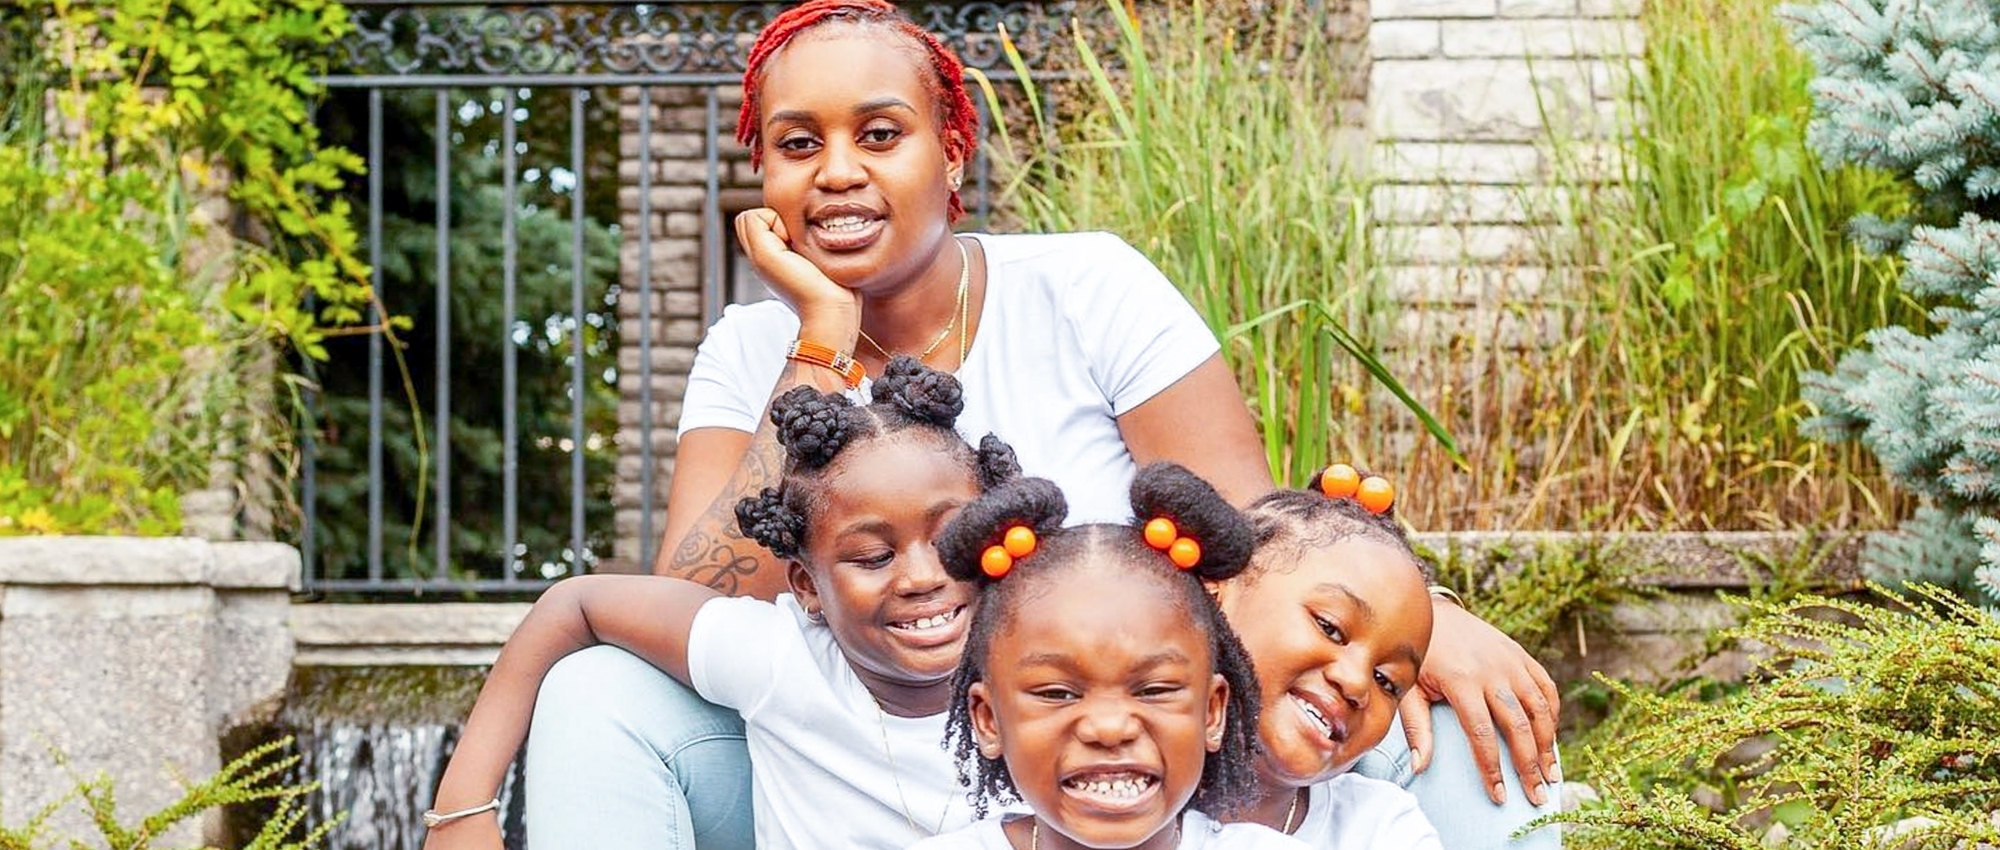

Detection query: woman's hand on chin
xmin=735 ymin=207 xmax=859 ymax=341
xmin=1398 ymin=600 xmax=1559 ymax=807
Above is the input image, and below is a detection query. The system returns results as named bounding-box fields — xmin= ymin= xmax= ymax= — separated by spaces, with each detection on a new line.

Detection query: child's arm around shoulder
xmin=419 ymin=574 xmax=721 ymax=850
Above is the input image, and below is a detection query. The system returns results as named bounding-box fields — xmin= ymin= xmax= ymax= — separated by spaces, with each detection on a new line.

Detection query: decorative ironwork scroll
xmin=333 ymin=1 xmax=1118 ymax=78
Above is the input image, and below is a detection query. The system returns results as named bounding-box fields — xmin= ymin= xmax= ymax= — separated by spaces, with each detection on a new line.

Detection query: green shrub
xmin=1560 ymin=585 xmax=2000 ymax=850
xmin=0 ymin=1 xmax=370 ymax=535
xmin=1 ymin=737 xmax=335 ymax=850
xmin=1788 ymin=0 xmax=2000 ymax=610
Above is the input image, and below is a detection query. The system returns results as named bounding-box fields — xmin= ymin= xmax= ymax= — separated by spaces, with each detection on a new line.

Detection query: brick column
xmin=612 ymin=85 xmax=762 ymax=570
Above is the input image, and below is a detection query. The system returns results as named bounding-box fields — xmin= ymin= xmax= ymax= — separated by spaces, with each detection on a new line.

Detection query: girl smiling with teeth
xmin=922 ymin=465 xmax=1303 ymax=850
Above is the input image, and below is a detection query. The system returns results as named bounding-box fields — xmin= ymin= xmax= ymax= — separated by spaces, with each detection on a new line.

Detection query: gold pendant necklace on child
xmin=875 ymin=701 xmax=952 ymax=836
xmin=856 ymin=237 xmax=971 ymax=369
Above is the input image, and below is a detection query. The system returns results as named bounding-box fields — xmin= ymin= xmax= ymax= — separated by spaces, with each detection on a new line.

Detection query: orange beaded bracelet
xmin=786 ymin=338 xmax=865 ymax=389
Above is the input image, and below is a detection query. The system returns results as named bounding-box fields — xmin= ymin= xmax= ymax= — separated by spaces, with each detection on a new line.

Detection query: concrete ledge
xmin=290 ymin=603 xmax=531 ymax=666
xmin=1410 ymin=530 xmax=1869 ymax=588
xmin=0 ymin=537 xmax=299 ymax=590
xmin=275 ymin=531 xmax=1875 ymax=671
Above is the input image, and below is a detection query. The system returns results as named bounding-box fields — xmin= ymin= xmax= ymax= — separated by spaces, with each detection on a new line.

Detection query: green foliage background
xmin=303 ymin=84 xmax=621 ymax=584
xmin=1790 ymin=0 xmax=2000 ymax=609
xmin=0 ymin=0 xmax=372 ymax=536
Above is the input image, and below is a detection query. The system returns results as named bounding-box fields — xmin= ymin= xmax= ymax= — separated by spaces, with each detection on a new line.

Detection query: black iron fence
xmin=301 ymin=0 xmax=1101 ymax=594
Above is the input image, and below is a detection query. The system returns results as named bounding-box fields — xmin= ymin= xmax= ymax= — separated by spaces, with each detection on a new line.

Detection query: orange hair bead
xmin=1167 ymin=537 xmax=1201 ymax=569
xmin=981 ymin=546 xmax=1014 ymax=578
xmin=1320 ymin=463 xmax=1361 ymax=499
xmin=1003 ymin=525 xmax=1037 ymax=558
xmin=1143 ymin=517 xmax=1179 ymax=550
xmin=1356 ymin=476 xmax=1395 ymax=514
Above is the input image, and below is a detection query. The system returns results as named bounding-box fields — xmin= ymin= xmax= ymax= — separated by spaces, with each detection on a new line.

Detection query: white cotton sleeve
xmin=677 ymin=301 xmax=801 ymax=437
xmin=684 ymin=595 xmax=790 ymax=715
xmin=1063 ymin=233 xmax=1222 ymax=416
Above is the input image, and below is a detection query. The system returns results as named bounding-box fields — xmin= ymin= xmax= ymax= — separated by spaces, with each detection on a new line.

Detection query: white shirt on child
xmin=908 ymin=809 xmax=1311 ymax=850
xmin=687 ymin=594 xmax=976 ymax=850
xmin=679 ymin=231 xmax=1222 ymax=525
xmin=1291 ymin=773 xmax=1443 ymax=850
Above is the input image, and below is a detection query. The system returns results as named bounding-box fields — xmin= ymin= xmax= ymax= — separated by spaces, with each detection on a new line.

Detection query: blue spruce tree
xmin=1787 ymin=0 xmax=2000 ymax=608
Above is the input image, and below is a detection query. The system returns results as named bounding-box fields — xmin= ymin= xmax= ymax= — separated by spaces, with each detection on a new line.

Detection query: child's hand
xmin=734 ymin=208 xmax=859 ymax=343
xmin=418 ymin=812 xmax=504 ymax=850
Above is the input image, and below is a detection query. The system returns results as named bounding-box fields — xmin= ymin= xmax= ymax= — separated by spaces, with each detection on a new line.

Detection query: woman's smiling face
xmin=1213 ymin=537 xmax=1433 ymax=787
xmin=751 ymin=27 xmax=963 ymax=293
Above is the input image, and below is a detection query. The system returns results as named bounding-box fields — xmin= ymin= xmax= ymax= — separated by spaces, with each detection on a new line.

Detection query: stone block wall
xmin=1369 ymin=0 xmax=1640 ymax=351
xmin=0 ymin=538 xmax=298 ymax=846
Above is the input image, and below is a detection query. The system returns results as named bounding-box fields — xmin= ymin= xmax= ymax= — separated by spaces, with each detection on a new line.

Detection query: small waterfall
xmin=274 ymin=668 xmax=527 ymax=850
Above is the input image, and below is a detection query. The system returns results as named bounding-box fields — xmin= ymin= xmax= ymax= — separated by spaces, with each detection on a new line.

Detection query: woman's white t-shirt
xmin=1292 ymin=773 xmax=1443 ymax=850
xmin=908 ymin=810 xmax=1311 ymax=850
xmin=679 ymin=231 xmax=1221 ymax=524
xmin=687 ymin=594 xmax=976 ymax=849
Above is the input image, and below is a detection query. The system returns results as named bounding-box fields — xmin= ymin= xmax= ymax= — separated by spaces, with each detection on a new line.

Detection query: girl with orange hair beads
xmin=916 ymin=465 xmax=1306 ymax=850
xmin=922 ymin=466 xmax=1451 ymax=850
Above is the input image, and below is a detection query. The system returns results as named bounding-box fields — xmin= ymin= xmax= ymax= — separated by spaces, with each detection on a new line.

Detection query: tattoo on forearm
xmin=679 ymin=545 xmax=763 ymax=596
xmin=665 ymin=416 xmax=787 ymax=593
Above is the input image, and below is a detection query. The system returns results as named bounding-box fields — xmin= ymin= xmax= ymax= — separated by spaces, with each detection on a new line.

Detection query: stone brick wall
xmin=1369 ymin=0 xmax=1639 ymax=350
xmin=0 ymin=538 xmax=297 ymax=845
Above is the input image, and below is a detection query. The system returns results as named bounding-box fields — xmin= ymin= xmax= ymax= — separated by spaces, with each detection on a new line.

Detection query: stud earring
xmin=948 ymin=173 xmax=962 ymax=191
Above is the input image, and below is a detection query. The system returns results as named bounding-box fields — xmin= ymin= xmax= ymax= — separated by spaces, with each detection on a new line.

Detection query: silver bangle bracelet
xmin=422 ymin=797 xmax=500 ymax=828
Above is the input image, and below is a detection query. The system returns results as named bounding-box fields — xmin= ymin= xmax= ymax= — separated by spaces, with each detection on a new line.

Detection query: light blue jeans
xmin=523 ymin=646 xmax=1558 ymax=849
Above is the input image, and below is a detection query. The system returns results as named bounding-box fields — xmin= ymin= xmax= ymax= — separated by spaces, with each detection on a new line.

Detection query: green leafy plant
xmin=1558 ymin=585 xmax=2000 ymax=850
xmin=2 ymin=737 xmax=338 ymax=850
xmin=977 ymin=0 xmax=1456 ymax=485
xmin=0 ymin=1 xmax=373 ymax=535
xmin=1429 ymin=539 xmax=1647 ymax=665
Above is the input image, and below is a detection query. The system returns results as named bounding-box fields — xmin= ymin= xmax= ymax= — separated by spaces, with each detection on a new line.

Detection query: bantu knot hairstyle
xmin=940 ymin=464 xmax=1265 ymax=818
xmin=872 ymin=354 xmax=964 ymax=425
xmin=769 ymin=384 xmax=855 ymax=470
xmin=733 ymin=356 xmax=1017 ymax=561
xmin=738 ymin=0 xmax=979 ymax=221
xmin=1244 ymin=466 xmax=1431 ymax=582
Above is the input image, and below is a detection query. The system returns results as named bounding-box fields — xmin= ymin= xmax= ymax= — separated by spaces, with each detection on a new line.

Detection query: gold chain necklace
xmin=857 ymin=237 xmax=970 ymax=367
xmin=875 ymin=701 xmax=952 ymax=837
xmin=1282 ymin=787 xmax=1302 ymax=833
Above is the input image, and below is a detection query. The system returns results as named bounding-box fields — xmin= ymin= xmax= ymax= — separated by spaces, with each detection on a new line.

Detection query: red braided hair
xmin=738 ymin=0 xmax=979 ymax=221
